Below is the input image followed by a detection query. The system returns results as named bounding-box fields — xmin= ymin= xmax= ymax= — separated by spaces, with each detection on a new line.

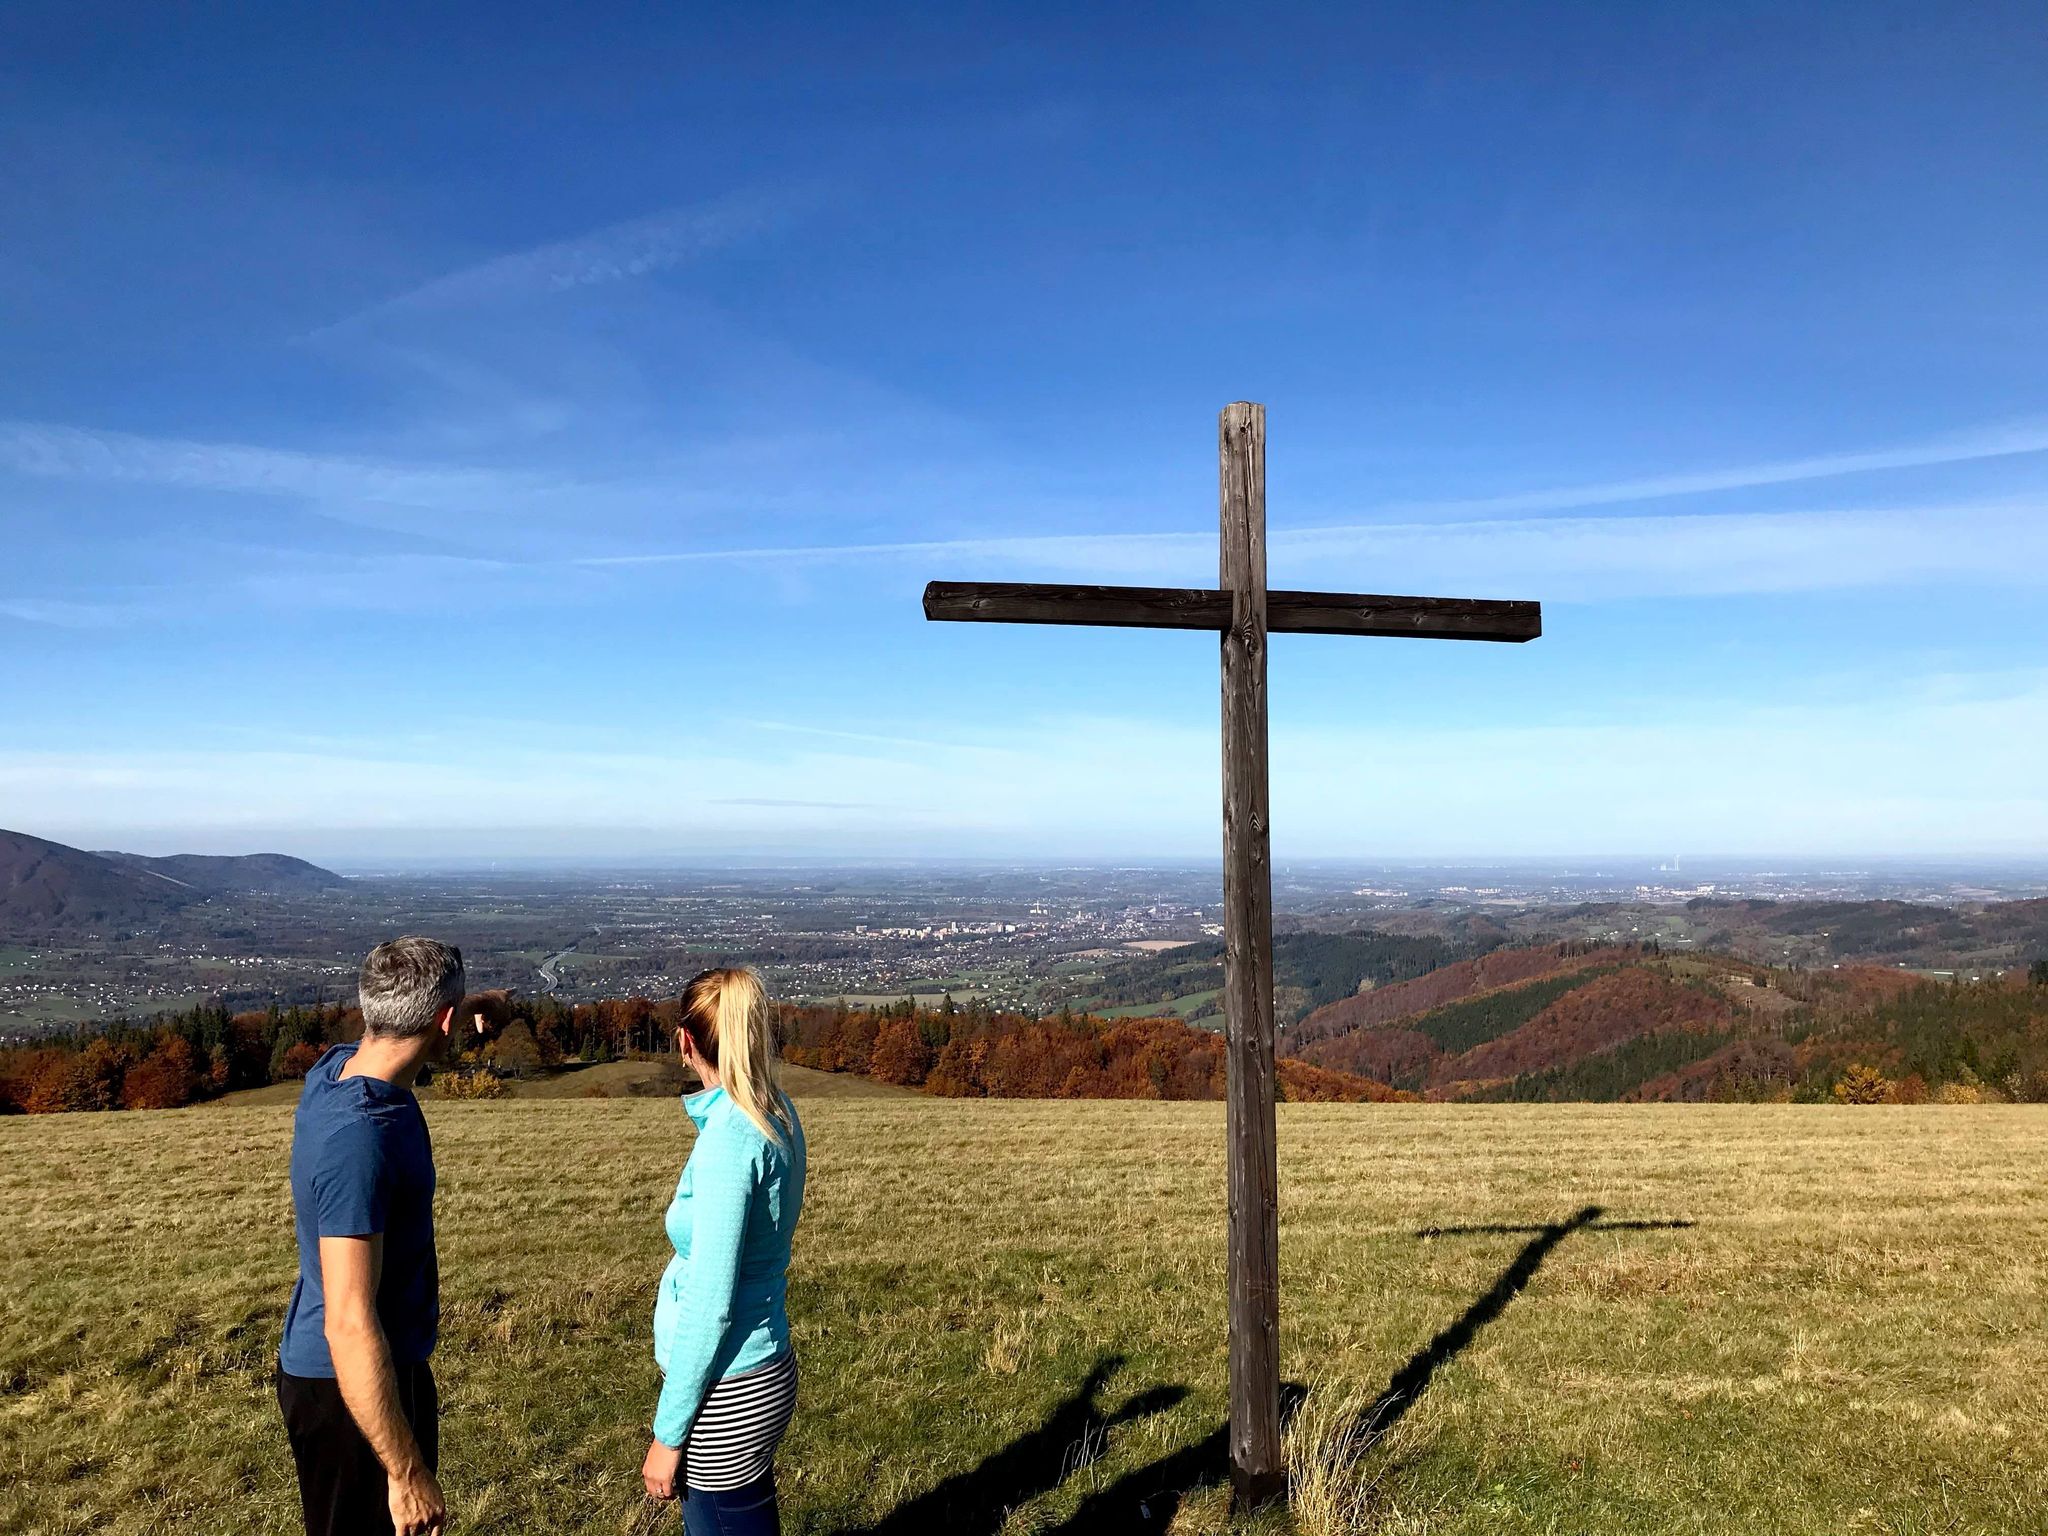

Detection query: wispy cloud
xmin=1273 ymin=502 xmax=2048 ymax=599
xmin=0 ymin=420 xmax=540 ymax=510
xmin=580 ymin=529 xmax=1197 ymax=570
xmin=1361 ymin=417 xmax=2048 ymax=520
xmin=563 ymin=413 xmax=2048 ymax=598
xmin=0 ymin=596 xmax=135 ymax=627
xmin=0 ymin=544 xmax=538 ymax=631
xmin=574 ymin=502 xmax=2048 ymax=600
xmin=739 ymin=719 xmax=1020 ymax=757
xmin=13 ymin=412 xmax=2046 ymax=608
xmin=319 ymin=190 xmax=811 ymax=333
xmin=712 ymin=796 xmax=880 ymax=810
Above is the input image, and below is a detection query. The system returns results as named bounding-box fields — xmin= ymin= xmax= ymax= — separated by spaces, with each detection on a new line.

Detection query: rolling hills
xmin=0 ymin=828 xmax=197 ymax=931
xmin=0 ymin=827 xmax=345 ymax=933
xmin=95 ymin=848 xmax=347 ymax=895
xmin=1078 ymin=929 xmax=1470 ymax=1026
xmin=1279 ymin=941 xmax=2045 ymax=1103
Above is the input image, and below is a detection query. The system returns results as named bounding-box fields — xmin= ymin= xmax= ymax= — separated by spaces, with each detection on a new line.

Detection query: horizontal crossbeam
xmin=924 ymin=581 xmax=1540 ymax=642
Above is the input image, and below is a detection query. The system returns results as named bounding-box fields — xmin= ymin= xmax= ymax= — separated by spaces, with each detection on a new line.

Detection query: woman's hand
xmin=642 ymin=1438 xmax=683 ymax=1500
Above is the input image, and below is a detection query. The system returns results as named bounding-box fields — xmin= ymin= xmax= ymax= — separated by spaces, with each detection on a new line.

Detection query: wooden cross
xmin=923 ymin=402 xmax=1541 ymax=1508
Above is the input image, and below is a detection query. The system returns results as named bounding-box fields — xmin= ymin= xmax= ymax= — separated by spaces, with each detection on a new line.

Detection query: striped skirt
xmin=683 ymin=1351 xmax=799 ymax=1493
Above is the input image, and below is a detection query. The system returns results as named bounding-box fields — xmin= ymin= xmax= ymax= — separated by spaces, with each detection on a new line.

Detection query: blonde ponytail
xmin=681 ymin=967 xmax=792 ymax=1146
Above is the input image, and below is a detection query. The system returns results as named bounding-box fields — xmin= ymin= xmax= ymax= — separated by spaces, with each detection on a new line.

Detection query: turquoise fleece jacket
xmin=651 ymin=1084 xmax=806 ymax=1448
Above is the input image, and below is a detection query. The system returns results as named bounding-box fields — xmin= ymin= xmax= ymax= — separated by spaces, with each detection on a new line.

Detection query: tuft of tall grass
xmin=1284 ymin=1377 xmax=1446 ymax=1536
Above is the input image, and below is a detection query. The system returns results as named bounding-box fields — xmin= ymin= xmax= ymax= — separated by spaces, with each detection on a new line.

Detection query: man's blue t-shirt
xmin=279 ymin=1041 xmax=439 ymax=1378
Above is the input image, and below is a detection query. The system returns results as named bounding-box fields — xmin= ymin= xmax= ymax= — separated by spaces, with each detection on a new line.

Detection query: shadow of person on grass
xmin=1042 ymin=1380 xmax=1309 ymax=1534
xmin=853 ymin=1353 xmax=1188 ymax=1536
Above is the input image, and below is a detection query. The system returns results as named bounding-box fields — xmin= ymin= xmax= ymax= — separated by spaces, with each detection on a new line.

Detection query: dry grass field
xmin=3 ymin=1095 xmax=2044 ymax=1534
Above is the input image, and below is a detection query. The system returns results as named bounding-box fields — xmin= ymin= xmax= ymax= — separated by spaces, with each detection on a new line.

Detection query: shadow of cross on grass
xmin=851 ymin=1206 xmax=1695 ymax=1534
xmin=1040 ymin=1204 xmax=1694 ymax=1532
xmin=1368 ymin=1203 xmax=1697 ymax=1437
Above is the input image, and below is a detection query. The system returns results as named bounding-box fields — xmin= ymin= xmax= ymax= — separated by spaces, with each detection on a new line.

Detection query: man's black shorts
xmin=277 ymin=1361 xmax=438 ymax=1536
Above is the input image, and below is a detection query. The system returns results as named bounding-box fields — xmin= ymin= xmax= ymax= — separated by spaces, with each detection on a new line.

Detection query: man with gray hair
xmin=277 ymin=938 xmax=467 ymax=1536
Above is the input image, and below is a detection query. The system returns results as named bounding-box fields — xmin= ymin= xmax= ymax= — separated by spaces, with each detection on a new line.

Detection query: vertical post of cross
xmin=1219 ymin=401 xmax=1283 ymax=1509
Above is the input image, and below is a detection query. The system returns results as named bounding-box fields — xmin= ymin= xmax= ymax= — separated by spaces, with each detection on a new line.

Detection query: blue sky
xmin=3 ymin=3 xmax=2044 ymax=861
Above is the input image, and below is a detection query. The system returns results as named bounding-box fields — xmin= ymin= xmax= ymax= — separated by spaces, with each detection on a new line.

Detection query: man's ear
xmin=438 ymin=1004 xmax=457 ymax=1037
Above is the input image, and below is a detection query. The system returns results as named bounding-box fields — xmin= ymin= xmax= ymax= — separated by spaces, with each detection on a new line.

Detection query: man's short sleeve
xmin=307 ymin=1116 xmax=388 ymax=1238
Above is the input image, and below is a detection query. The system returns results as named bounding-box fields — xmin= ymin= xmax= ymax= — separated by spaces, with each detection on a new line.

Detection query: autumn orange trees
xmin=120 ymin=1033 xmax=199 ymax=1109
xmin=0 ymin=999 xmax=352 ymax=1112
xmin=777 ymin=1001 xmax=1405 ymax=1103
xmin=11 ymin=951 xmax=2041 ymax=1116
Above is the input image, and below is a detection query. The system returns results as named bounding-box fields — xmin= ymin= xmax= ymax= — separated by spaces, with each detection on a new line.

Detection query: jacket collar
xmin=682 ymin=1084 xmax=726 ymax=1128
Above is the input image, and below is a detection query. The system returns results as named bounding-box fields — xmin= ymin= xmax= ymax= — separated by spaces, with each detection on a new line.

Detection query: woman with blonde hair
xmin=640 ymin=967 xmax=806 ymax=1535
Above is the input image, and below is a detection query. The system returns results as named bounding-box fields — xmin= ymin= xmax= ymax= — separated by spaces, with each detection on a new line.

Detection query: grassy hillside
xmin=5 ymin=1098 xmax=2045 ymax=1534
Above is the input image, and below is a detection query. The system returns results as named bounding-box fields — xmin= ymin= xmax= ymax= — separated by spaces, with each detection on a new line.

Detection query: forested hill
xmin=1281 ymin=945 xmax=2048 ymax=1104
xmin=0 ymin=829 xmax=195 ymax=931
xmin=95 ymin=849 xmax=347 ymax=895
xmin=0 ymin=827 xmax=346 ymax=933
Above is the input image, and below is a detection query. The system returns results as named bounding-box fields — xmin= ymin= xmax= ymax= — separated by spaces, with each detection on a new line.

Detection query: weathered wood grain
xmin=1218 ymin=401 xmax=1284 ymax=1510
xmin=923 ymin=581 xmax=1541 ymax=642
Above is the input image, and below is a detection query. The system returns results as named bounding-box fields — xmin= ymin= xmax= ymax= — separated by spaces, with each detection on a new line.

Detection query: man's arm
xmin=320 ymin=1234 xmax=446 ymax=1536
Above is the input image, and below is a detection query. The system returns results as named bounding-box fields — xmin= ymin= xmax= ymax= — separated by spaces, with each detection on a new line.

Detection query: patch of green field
xmin=2 ymin=988 xmax=222 ymax=1031
xmin=3 ymin=1103 xmax=2043 ymax=1534
xmin=212 ymin=1079 xmax=307 ymax=1107
xmin=772 ymin=1063 xmax=917 ymax=1100
xmin=1094 ymin=987 xmax=1224 ymax=1021
xmin=0 ymin=993 xmax=101 ymax=1029
xmin=805 ymin=990 xmax=987 ymax=1009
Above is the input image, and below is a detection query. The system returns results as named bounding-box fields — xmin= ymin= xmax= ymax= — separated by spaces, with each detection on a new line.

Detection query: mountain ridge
xmin=95 ymin=849 xmax=348 ymax=895
xmin=0 ymin=828 xmax=346 ymax=933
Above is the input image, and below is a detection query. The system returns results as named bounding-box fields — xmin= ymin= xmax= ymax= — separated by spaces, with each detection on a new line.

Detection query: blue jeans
xmin=681 ymin=1471 xmax=779 ymax=1536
